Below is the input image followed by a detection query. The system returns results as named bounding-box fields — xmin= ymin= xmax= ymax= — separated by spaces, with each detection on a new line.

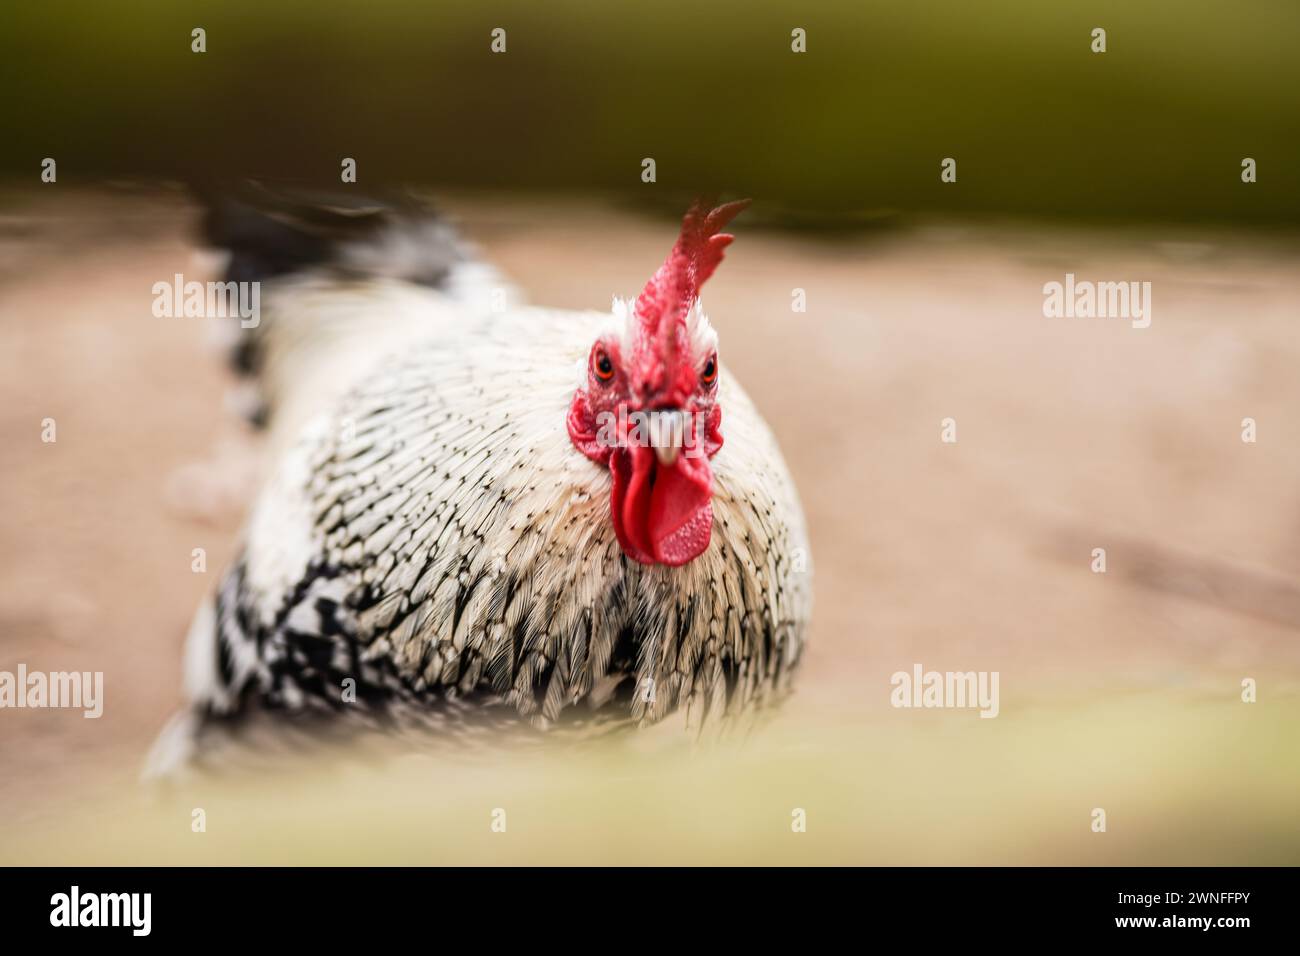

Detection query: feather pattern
xmin=157 ymin=199 xmax=812 ymax=770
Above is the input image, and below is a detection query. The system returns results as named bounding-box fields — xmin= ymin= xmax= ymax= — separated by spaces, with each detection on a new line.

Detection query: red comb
xmin=634 ymin=197 xmax=751 ymax=333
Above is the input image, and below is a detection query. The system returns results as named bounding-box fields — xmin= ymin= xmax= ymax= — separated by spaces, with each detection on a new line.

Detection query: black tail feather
xmin=193 ymin=180 xmax=465 ymax=287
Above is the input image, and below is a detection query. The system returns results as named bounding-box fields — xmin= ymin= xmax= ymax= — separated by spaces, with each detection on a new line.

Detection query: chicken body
xmin=158 ymin=198 xmax=811 ymax=769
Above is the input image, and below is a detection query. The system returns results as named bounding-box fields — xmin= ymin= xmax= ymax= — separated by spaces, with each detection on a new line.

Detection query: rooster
xmin=152 ymin=191 xmax=812 ymax=771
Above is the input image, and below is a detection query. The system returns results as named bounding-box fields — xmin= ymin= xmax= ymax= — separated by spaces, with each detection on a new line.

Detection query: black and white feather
xmin=149 ymin=191 xmax=812 ymax=774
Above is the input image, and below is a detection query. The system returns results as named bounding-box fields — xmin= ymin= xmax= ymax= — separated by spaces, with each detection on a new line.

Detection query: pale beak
xmin=648 ymin=409 xmax=685 ymax=466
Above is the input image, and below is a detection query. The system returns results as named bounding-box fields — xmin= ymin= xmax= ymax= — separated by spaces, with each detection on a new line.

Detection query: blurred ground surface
xmin=1 ymin=187 xmax=1298 ymax=863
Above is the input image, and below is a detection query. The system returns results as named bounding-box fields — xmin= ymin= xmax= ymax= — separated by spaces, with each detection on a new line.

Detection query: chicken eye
xmin=701 ymin=355 xmax=718 ymax=386
xmin=594 ymin=350 xmax=615 ymax=382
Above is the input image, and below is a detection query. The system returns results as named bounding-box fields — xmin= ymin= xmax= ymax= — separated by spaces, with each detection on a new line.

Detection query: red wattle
xmin=609 ymin=445 xmax=714 ymax=567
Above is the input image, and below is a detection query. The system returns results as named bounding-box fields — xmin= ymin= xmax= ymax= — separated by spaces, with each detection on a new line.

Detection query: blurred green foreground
xmin=5 ymin=693 xmax=1297 ymax=865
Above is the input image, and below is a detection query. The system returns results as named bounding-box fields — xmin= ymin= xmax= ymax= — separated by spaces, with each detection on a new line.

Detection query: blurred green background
xmin=2 ymin=0 xmax=1297 ymax=224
